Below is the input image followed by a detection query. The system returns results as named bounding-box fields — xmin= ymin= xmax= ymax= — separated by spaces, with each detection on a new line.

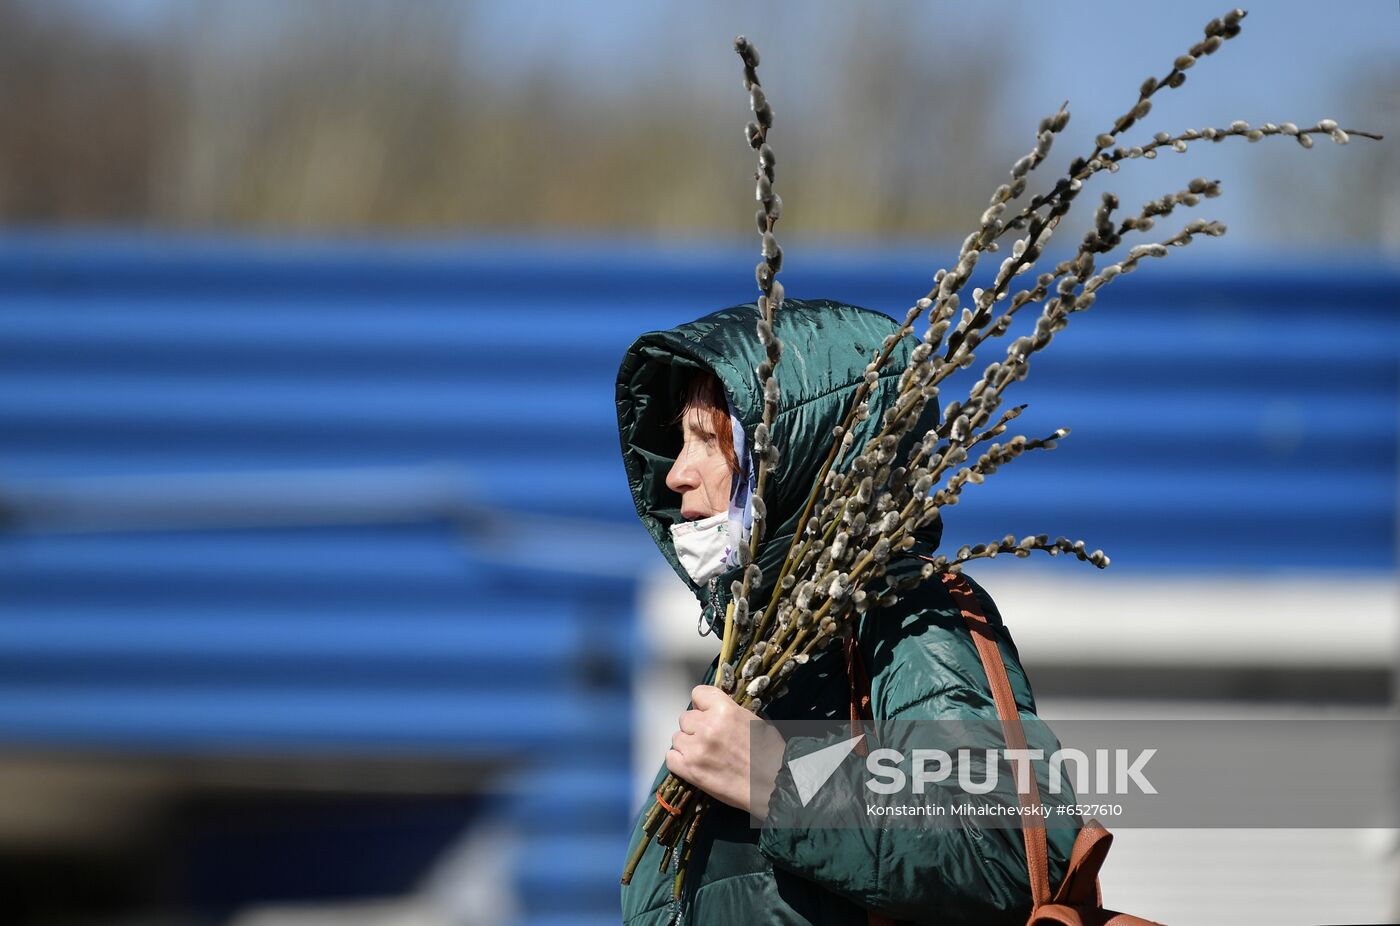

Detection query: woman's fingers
xmin=665 ymin=747 xmax=686 ymax=778
xmin=690 ymin=684 xmax=728 ymax=709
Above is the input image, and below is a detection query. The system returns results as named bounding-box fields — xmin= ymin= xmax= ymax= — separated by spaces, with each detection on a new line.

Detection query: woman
xmin=616 ymin=298 xmax=1078 ymax=926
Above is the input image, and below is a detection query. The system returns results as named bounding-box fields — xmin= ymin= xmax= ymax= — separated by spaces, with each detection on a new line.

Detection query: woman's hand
xmin=666 ymin=684 xmax=787 ymax=820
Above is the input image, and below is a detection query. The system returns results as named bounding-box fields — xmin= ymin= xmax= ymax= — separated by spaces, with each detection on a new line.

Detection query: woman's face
xmin=666 ymin=402 xmax=734 ymax=521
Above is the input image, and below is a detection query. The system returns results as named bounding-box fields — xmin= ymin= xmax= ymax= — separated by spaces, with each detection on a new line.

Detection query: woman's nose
xmin=666 ymin=451 xmax=696 ymax=493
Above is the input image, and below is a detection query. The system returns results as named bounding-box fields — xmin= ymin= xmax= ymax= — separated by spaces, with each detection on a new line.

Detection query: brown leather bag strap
xmin=1052 ymin=818 xmax=1110 ymax=906
xmin=941 ymin=571 xmax=1052 ymax=909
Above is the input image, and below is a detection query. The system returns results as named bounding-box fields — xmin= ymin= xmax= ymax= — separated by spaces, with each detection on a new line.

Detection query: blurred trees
xmin=0 ymin=0 xmax=1017 ymax=236
xmin=0 ymin=0 xmax=174 ymax=221
xmin=0 ymin=0 xmax=1390 ymax=245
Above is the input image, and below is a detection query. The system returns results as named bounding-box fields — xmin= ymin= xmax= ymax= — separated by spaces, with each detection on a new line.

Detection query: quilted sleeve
xmin=755 ymin=575 xmax=1079 ymax=925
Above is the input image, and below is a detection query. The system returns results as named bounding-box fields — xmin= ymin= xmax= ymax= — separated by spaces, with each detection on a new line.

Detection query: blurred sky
xmin=24 ymin=0 xmax=1400 ymax=253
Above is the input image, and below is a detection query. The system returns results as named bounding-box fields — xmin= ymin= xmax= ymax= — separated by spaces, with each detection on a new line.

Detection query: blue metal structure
xmin=0 ymin=234 xmax=1395 ymax=924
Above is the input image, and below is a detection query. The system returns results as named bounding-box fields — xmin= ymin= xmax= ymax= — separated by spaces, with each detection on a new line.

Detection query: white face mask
xmin=669 ymin=512 xmax=732 ymax=584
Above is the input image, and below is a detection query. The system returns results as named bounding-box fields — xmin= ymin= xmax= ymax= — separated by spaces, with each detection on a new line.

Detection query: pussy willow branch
xmin=756 ymin=178 xmax=1248 ymax=686
xmin=671 ymin=35 xmax=790 ymax=892
xmin=958 ymin=178 xmax=1220 ymax=364
xmin=932 ymin=534 xmax=1111 ymax=572
xmin=1001 ymin=8 xmax=1250 ymax=240
xmin=806 ymin=197 xmax=1220 ymax=562
xmin=832 ymin=7 xmax=1376 ymax=458
xmin=915 ymin=218 xmax=1227 ymax=500
xmin=933 ymin=428 xmax=1069 ymax=509
xmin=795 ymin=98 xmax=1080 ymax=525
xmin=623 ymin=33 xmax=791 ymax=896
xmin=723 ymin=33 xmax=786 ymax=679
xmin=996 ymin=12 xmax=1378 ymax=242
xmin=930 ymin=181 xmax=1222 ymax=415
xmin=742 ymin=213 xmax=1225 ymax=688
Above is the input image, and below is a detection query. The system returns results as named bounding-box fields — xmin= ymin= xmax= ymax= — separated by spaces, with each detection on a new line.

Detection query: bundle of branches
xmin=621 ymin=7 xmax=1378 ymax=895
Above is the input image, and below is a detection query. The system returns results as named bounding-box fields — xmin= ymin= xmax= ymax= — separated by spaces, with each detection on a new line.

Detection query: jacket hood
xmin=615 ymin=297 xmax=943 ymax=631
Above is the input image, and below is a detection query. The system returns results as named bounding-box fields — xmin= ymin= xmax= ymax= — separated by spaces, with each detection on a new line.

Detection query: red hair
xmin=673 ymin=371 xmax=740 ymax=477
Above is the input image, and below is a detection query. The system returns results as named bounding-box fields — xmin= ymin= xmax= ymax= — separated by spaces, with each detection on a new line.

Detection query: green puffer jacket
xmin=616 ymin=299 xmax=1079 ymax=926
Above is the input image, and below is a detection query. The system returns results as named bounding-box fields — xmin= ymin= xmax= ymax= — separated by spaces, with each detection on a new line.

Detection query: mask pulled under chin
xmin=669 ymin=512 xmax=731 ymax=584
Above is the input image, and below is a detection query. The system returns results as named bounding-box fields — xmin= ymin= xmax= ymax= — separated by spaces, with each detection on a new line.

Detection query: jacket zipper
xmin=698 ymin=575 xmax=720 ymax=637
xmin=666 ymin=842 xmax=685 ymax=925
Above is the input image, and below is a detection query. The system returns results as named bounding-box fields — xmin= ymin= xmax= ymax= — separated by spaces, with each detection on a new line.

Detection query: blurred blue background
xmin=0 ymin=2 xmax=1396 ymax=925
